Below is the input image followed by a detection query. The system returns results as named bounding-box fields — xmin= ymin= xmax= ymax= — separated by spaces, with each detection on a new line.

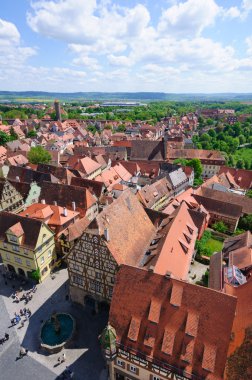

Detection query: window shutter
xmin=127 ymin=364 xmax=130 ymax=371
xmin=122 ymin=361 xmax=125 ymax=369
xmin=136 ymin=367 xmax=139 ymax=376
xmin=150 ymin=375 xmax=153 ymax=380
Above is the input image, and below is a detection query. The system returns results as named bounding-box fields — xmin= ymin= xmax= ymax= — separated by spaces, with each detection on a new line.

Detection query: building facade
xmin=0 ymin=212 xmax=56 ymax=282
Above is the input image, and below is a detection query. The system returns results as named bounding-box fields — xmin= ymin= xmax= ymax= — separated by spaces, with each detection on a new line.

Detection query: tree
xmin=236 ymin=159 xmax=245 ymax=169
xmin=27 ymin=130 xmax=37 ymax=138
xmin=173 ymin=158 xmax=188 ymax=166
xmin=238 ymin=214 xmax=252 ymax=231
xmin=0 ymin=131 xmax=10 ymax=145
xmin=246 ymin=190 xmax=252 ymax=198
xmin=212 ymin=221 xmax=228 ymax=233
xmin=187 ymin=158 xmax=203 ymax=179
xmin=28 ymin=146 xmax=51 ymax=164
xmin=9 ymin=127 xmax=18 ymax=141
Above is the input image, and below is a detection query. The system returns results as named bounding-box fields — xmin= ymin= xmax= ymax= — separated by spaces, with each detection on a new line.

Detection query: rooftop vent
xmin=104 ymin=227 xmax=110 ymax=242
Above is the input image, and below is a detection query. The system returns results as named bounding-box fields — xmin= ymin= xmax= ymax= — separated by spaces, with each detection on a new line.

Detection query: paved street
xmin=188 ymin=260 xmax=209 ymax=284
xmin=0 ymin=264 xmax=108 ymax=380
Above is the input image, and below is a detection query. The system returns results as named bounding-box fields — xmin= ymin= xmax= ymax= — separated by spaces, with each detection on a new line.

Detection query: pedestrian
xmin=61 ymin=352 xmax=66 ymax=363
xmin=5 ymin=333 xmax=9 ymax=341
xmin=21 ymin=321 xmax=24 ymax=328
xmin=57 ymin=356 xmax=61 ymax=365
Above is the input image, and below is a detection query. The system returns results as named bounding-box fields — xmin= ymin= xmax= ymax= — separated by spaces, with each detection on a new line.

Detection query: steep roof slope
xmin=109 ymin=265 xmax=237 ymax=380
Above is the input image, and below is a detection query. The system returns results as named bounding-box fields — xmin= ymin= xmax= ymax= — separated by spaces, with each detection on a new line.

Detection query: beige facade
xmin=67 ymin=231 xmax=117 ymax=309
xmin=202 ymin=164 xmax=220 ymax=178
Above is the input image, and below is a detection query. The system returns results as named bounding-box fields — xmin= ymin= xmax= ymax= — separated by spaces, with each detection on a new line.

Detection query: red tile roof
xmin=109 ymin=265 xmax=237 ymax=379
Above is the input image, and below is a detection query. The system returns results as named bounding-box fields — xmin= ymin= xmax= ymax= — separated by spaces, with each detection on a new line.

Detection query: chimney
xmin=104 ymin=228 xmax=110 ymax=242
xmin=53 ymin=201 xmax=57 ymax=206
xmin=41 ymin=199 xmax=46 ymax=204
xmin=165 ymin=271 xmax=172 ymax=279
xmin=148 ymin=265 xmax=154 ymax=273
xmin=63 ymin=207 xmax=68 ymax=217
xmin=16 ymin=176 xmax=20 ymax=182
xmin=72 ymin=201 xmax=76 ymax=211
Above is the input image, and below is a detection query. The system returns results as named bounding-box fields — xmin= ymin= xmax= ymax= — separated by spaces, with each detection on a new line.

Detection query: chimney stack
xmin=53 ymin=201 xmax=57 ymax=206
xmin=16 ymin=176 xmax=20 ymax=182
xmin=63 ymin=207 xmax=68 ymax=217
xmin=72 ymin=201 xmax=76 ymax=211
xmin=41 ymin=199 xmax=46 ymax=204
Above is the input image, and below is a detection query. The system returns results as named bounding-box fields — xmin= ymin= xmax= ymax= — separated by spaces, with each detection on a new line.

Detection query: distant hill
xmin=0 ymin=91 xmax=252 ymax=103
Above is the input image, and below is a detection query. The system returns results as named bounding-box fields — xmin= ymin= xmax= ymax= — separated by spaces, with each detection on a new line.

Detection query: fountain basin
xmin=40 ymin=313 xmax=75 ymax=354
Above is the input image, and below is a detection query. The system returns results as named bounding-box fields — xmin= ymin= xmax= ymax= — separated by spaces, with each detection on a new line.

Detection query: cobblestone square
xmin=0 ymin=264 xmax=108 ymax=380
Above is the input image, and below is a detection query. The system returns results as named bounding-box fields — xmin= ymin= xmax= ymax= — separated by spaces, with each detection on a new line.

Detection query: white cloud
xmin=0 ymin=18 xmax=20 ymax=44
xmin=245 ymin=36 xmax=252 ymax=55
xmin=158 ymin=0 xmax=220 ymax=36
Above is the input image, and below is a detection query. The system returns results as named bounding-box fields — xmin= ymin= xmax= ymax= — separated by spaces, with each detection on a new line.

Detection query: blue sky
xmin=1 ymin=0 xmax=252 ymax=92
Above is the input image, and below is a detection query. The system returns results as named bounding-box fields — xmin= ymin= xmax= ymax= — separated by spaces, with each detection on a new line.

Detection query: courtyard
xmin=0 ymin=263 xmax=108 ymax=380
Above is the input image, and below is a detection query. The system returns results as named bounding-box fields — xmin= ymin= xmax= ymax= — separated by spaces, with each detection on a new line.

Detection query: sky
xmin=1 ymin=0 xmax=252 ymax=93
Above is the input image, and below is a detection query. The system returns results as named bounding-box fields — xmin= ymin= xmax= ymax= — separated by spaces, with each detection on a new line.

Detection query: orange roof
xmin=153 ymin=202 xmax=198 ymax=280
xmin=19 ymin=203 xmax=79 ymax=227
xmin=88 ymin=190 xmax=156 ymax=266
xmin=8 ymin=222 xmax=24 ymax=237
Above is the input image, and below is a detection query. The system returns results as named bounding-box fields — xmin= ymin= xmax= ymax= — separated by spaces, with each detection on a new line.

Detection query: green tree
xmin=187 ymin=158 xmax=203 ymax=179
xmin=212 ymin=221 xmax=228 ymax=233
xmin=9 ymin=127 xmax=18 ymax=141
xmin=246 ymin=190 xmax=252 ymax=198
xmin=173 ymin=158 xmax=188 ymax=166
xmin=27 ymin=130 xmax=37 ymax=138
xmin=28 ymin=146 xmax=51 ymax=164
xmin=236 ymin=159 xmax=245 ymax=169
xmin=238 ymin=214 xmax=252 ymax=231
xmin=0 ymin=131 xmax=10 ymax=145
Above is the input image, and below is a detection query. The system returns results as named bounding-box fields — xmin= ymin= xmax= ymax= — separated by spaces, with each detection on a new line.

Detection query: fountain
xmin=40 ymin=313 xmax=75 ymax=354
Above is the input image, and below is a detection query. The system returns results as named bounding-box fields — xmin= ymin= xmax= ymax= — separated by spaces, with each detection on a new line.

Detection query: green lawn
xmin=204 ymin=238 xmax=223 ymax=255
xmin=234 ymin=148 xmax=252 ymax=164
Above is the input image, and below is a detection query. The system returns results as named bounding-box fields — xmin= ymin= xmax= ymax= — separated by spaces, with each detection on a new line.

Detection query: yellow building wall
xmin=0 ymin=224 xmax=56 ymax=282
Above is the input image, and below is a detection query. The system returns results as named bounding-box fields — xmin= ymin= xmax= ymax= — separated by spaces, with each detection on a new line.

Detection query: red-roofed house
xmin=103 ymin=265 xmax=237 ymax=380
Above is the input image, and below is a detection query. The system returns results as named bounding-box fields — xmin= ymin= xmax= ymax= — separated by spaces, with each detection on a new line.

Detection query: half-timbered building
xmin=67 ymin=190 xmax=156 ymax=311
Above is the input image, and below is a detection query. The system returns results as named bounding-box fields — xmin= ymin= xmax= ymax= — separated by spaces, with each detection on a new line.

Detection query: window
xmin=24 ymin=248 xmax=28 ymax=254
xmin=72 ymin=275 xmax=83 ymax=286
xmin=95 ymin=272 xmax=101 ymax=279
xmin=26 ymin=260 xmax=31 ymax=267
xmin=3 ymin=242 xmax=7 ymax=248
xmin=15 ymin=257 xmax=22 ymax=264
xmin=153 ymin=376 xmax=160 ymax=380
xmin=41 ymin=256 xmax=45 ymax=264
xmin=41 ymin=266 xmax=48 ymax=276
xmin=90 ymin=280 xmax=95 ymax=291
xmin=6 ymin=253 xmax=10 ymax=260
xmin=48 ymin=250 xmax=52 ymax=258
xmin=10 ymin=236 xmax=17 ymax=242
xmin=116 ymin=359 xmax=124 ymax=367
xmin=108 ymin=286 xmax=113 ymax=298
xmin=95 ymin=281 xmax=101 ymax=293
xmin=130 ymin=365 xmax=137 ymax=373
xmin=13 ymin=245 xmax=19 ymax=252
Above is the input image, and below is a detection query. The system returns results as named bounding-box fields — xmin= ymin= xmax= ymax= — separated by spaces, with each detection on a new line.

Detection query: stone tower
xmin=54 ymin=99 xmax=61 ymax=121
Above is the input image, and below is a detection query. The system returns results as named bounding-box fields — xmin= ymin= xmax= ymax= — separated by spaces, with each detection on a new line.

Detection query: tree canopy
xmin=27 ymin=146 xmax=51 ymax=164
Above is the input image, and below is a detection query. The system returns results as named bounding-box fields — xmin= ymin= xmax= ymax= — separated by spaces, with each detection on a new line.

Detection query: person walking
xmin=61 ymin=352 xmax=66 ymax=363
xmin=4 ymin=333 xmax=9 ymax=341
